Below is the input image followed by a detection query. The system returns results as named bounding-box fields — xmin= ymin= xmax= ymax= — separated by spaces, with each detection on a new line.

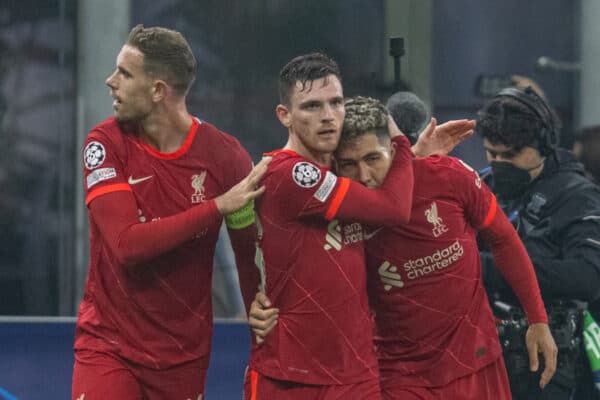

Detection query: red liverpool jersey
xmin=366 ymin=155 xmax=506 ymax=388
xmin=75 ymin=116 xmax=252 ymax=369
xmin=249 ymin=135 xmax=415 ymax=385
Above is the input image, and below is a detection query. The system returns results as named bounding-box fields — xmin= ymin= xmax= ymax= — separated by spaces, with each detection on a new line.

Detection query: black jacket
xmin=481 ymin=149 xmax=600 ymax=398
xmin=482 ymin=149 xmax=600 ymax=315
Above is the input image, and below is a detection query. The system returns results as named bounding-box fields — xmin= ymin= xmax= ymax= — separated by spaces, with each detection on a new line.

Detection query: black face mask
xmin=491 ymin=161 xmax=535 ymax=200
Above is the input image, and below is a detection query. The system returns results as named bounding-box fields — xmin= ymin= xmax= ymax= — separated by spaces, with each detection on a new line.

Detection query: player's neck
xmin=138 ymin=103 xmax=192 ymax=153
xmin=283 ymin=138 xmax=333 ymax=167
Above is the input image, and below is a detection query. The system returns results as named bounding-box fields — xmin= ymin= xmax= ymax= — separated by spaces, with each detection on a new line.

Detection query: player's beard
xmin=115 ymin=104 xmax=151 ymax=124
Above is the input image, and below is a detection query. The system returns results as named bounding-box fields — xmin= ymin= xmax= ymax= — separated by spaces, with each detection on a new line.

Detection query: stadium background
xmin=0 ymin=0 xmax=594 ymax=398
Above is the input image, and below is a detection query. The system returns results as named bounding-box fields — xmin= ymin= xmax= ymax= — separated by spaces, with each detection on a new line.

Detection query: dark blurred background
xmin=0 ymin=0 xmax=592 ymax=317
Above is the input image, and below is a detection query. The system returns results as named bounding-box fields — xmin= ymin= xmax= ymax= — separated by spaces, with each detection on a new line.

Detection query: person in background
xmin=477 ymin=86 xmax=600 ymax=400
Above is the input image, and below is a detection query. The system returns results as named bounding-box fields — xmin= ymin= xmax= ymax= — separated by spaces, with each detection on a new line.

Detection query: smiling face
xmin=276 ymin=74 xmax=345 ymax=165
xmin=335 ymin=131 xmax=394 ymax=189
xmin=105 ymin=45 xmax=155 ymax=123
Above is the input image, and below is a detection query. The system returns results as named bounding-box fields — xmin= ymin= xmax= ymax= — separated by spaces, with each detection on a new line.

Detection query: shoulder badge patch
xmin=292 ymin=161 xmax=321 ymax=188
xmin=84 ymin=141 xmax=106 ymax=170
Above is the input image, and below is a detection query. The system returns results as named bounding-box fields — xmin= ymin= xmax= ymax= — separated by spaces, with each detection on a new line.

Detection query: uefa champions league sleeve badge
xmin=292 ymin=162 xmax=321 ymax=188
xmin=84 ymin=141 xmax=106 ymax=170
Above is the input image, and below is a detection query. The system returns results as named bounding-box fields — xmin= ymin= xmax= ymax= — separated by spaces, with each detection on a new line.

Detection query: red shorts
xmin=71 ymin=349 xmax=207 ymax=400
xmin=381 ymin=357 xmax=511 ymax=400
xmin=244 ymin=368 xmax=381 ymax=400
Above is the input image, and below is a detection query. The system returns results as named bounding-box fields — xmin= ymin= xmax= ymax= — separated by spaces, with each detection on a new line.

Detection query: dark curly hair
xmin=475 ymin=89 xmax=560 ymax=154
xmin=340 ymin=96 xmax=390 ymax=145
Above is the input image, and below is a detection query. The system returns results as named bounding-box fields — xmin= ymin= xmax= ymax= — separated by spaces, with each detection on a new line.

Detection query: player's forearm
xmin=90 ymin=191 xmax=221 ymax=267
xmin=228 ymin=225 xmax=262 ymax=313
xmin=335 ymin=135 xmax=414 ymax=225
xmin=387 ymin=135 xmax=415 ymax=222
xmin=480 ymin=210 xmax=548 ymax=323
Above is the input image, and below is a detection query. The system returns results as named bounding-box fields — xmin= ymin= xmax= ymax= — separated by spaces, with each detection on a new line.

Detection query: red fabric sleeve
xmin=228 ymin=225 xmax=261 ymax=313
xmin=223 ymin=144 xmax=261 ymax=314
xmin=479 ymin=207 xmax=548 ymax=323
xmin=88 ymin=190 xmax=222 ymax=268
xmin=333 ymin=135 xmax=414 ymax=224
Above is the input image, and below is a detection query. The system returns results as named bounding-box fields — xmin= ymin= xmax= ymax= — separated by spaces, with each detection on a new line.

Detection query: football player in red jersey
xmin=72 ymin=25 xmax=269 ymax=400
xmin=250 ymin=96 xmax=557 ymax=399
xmin=243 ymin=52 xmax=474 ymax=400
xmin=243 ymin=52 xmax=415 ymax=400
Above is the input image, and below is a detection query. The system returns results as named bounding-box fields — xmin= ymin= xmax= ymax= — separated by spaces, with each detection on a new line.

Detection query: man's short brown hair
xmin=127 ymin=24 xmax=197 ymax=96
xmin=278 ymin=52 xmax=342 ymax=106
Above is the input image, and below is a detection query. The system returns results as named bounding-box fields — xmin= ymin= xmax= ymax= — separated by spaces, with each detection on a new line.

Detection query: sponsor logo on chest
xmin=376 ymin=240 xmax=466 ymax=291
xmin=378 ymin=261 xmax=404 ymax=291
xmin=323 ymin=220 xmax=364 ymax=251
xmin=403 ymin=240 xmax=464 ymax=280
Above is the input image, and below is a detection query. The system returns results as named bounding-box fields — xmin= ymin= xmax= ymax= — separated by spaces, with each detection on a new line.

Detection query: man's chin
xmin=320 ymin=141 xmax=339 ymax=153
xmin=115 ymin=113 xmax=136 ymax=124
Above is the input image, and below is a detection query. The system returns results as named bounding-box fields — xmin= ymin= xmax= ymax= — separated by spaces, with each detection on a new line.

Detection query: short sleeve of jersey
xmin=446 ymin=157 xmax=497 ymax=230
xmin=269 ymin=157 xmax=349 ymax=221
xmin=82 ymin=130 xmax=130 ymax=206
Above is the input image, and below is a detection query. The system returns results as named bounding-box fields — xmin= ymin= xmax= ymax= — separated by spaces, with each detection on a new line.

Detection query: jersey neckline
xmin=138 ymin=116 xmax=199 ymax=160
xmin=264 ymin=149 xmax=298 ymax=157
xmin=264 ymin=149 xmax=333 ymax=171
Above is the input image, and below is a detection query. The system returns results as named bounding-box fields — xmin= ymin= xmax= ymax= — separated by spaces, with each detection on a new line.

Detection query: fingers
xmin=249 ymin=293 xmax=279 ymax=322
xmin=255 ymin=292 xmax=272 ymax=308
xmin=246 ymin=157 xmax=271 ymax=185
xmin=248 ymin=292 xmax=279 ymax=345
xmin=436 ymin=119 xmax=475 ymax=137
xmin=539 ymin=341 xmax=558 ymax=389
xmin=426 ymin=117 xmax=438 ymax=136
xmin=539 ymin=352 xmax=557 ymax=389
xmin=459 ymin=130 xmax=474 ymax=139
xmin=420 ymin=117 xmax=435 ymax=138
xmin=251 ymin=315 xmax=278 ymax=342
xmin=528 ymin=341 xmax=539 ymax=373
xmin=430 ymin=117 xmax=438 ymax=134
xmin=249 ymin=185 xmax=266 ymax=199
xmin=526 ymin=323 xmax=558 ymax=389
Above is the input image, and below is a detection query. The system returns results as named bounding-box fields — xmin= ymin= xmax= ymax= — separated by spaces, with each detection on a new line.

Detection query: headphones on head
xmin=493 ymin=86 xmax=559 ymax=156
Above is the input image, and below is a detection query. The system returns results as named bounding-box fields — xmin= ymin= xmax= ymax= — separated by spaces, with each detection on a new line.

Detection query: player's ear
xmin=276 ymin=104 xmax=291 ymax=128
xmin=152 ymin=80 xmax=168 ymax=102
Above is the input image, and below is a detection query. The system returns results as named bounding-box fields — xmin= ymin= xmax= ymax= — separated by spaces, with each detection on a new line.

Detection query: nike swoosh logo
xmin=128 ymin=175 xmax=153 ymax=185
xmin=364 ymin=227 xmax=384 ymax=240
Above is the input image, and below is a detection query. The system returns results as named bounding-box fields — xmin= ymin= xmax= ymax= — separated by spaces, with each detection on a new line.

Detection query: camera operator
xmin=476 ymin=86 xmax=600 ymax=399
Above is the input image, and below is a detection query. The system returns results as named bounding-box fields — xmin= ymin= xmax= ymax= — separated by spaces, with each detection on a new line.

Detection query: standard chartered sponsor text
xmin=403 ymin=241 xmax=464 ymax=279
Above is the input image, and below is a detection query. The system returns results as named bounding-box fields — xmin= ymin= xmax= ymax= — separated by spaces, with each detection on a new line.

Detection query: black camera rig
xmin=494 ymin=300 xmax=586 ymax=395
